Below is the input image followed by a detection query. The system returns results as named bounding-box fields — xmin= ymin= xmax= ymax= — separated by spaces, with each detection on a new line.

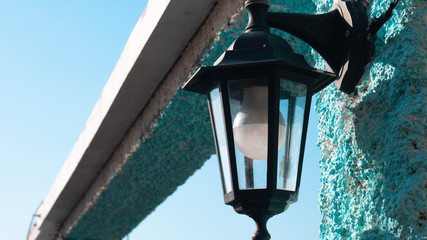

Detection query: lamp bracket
xmin=264 ymin=0 xmax=399 ymax=94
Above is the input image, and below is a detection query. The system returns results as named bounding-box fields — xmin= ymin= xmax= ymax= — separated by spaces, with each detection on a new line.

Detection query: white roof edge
xmin=35 ymin=0 xmax=170 ymax=227
xmin=28 ymin=0 xmax=217 ymax=239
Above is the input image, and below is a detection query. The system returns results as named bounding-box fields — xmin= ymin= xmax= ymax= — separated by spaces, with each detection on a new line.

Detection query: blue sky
xmin=0 ymin=1 xmax=322 ymax=239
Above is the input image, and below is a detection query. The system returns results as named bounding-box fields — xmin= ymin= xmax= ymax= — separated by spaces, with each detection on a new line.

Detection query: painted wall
xmin=314 ymin=0 xmax=426 ymax=239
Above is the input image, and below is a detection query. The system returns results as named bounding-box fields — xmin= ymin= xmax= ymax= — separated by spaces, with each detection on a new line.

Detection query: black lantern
xmin=183 ymin=0 xmax=398 ymax=239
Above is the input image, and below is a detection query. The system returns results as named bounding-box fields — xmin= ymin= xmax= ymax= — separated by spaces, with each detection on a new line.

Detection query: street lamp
xmin=182 ymin=0 xmax=398 ymax=239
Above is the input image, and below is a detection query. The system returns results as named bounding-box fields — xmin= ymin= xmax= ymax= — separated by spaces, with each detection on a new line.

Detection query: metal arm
xmin=262 ymin=0 xmax=399 ymax=94
xmin=265 ymin=1 xmax=369 ymax=93
xmin=266 ymin=10 xmax=351 ymax=74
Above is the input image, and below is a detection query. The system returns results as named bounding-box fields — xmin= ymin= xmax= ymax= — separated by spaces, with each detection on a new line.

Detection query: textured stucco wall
xmin=314 ymin=0 xmax=426 ymax=239
xmin=65 ymin=91 xmax=215 ymax=239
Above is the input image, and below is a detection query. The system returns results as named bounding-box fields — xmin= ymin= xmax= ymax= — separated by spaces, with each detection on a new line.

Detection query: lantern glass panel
xmin=227 ymin=78 xmax=269 ymax=190
xmin=277 ymin=79 xmax=307 ymax=191
xmin=209 ymin=87 xmax=232 ymax=194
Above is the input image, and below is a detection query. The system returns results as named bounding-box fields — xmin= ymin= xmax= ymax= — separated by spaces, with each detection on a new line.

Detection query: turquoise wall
xmin=66 ymin=90 xmax=215 ymax=239
xmin=314 ymin=0 xmax=426 ymax=239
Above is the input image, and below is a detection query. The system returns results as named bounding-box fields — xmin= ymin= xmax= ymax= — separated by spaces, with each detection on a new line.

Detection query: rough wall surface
xmin=314 ymin=0 xmax=426 ymax=239
xmin=65 ymin=91 xmax=215 ymax=239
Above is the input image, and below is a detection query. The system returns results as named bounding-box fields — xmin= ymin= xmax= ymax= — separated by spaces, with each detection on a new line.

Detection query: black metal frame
xmin=186 ymin=62 xmax=325 ymax=239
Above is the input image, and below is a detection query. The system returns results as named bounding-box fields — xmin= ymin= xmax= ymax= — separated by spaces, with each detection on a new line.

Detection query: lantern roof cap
xmin=183 ymin=30 xmax=337 ymax=94
xmin=214 ymin=30 xmax=311 ymax=69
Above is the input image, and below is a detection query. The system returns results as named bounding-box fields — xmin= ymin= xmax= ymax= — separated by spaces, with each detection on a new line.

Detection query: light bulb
xmin=233 ymin=86 xmax=286 ymax=160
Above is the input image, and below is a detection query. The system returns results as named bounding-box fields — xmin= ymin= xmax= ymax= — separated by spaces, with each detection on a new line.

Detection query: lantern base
xmin=227 ymin=192 xmax=297 ymax=239
xmin=250 ymin=214 xmax=273 ymax=240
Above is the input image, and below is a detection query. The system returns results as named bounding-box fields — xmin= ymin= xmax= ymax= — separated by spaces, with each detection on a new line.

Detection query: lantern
xmin=182 ymin=0 xmax=397 ymax=239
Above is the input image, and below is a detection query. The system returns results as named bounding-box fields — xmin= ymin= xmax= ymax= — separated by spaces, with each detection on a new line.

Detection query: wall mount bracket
xmin=262 ymin=0 xmax=399 ymax=94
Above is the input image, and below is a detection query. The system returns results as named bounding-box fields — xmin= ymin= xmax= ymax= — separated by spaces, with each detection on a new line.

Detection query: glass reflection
xmin=209 ymin=88 xmax=232 ymax=193
xmin=277 ymin=80 xmax=307 ymax=191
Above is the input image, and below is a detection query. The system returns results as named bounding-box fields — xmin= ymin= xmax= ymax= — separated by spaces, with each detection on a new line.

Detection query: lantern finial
xmin=244 ymin=0 xmax=269 ymax=31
